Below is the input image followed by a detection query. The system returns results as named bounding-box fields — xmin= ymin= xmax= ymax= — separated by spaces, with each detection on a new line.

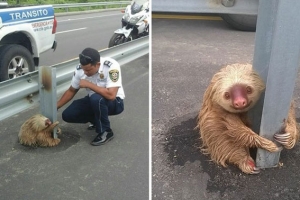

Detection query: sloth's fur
xmin=19 ymin=114 xmax=61 ymax=147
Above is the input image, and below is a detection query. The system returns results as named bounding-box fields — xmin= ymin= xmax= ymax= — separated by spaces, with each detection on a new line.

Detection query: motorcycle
xmin=108 ymin=0 xmax=149 ymax=48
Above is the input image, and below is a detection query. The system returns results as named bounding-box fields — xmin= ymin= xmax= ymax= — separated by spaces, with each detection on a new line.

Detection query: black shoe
xmin=87 ymin=124 xmax=95 ymax=130
xmin=90 ymin=130 xmax=114 ymax=146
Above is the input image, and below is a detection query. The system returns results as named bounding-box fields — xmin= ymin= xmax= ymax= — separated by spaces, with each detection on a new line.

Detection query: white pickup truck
xmin=0 ymin=4 xmax=57 ymax=82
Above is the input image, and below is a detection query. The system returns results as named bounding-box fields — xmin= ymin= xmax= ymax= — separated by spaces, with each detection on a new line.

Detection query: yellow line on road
xmin=152 ymin=14 xmax=222 ymax=21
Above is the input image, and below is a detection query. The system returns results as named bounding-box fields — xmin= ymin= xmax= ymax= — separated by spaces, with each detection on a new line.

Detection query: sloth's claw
xmin=274 ymin=132 xmax=291 ymax=146
xmin=274 ymin=132 xmax=290 ymax=139
xmin=250 ymin=167 xmax=260 ymax=175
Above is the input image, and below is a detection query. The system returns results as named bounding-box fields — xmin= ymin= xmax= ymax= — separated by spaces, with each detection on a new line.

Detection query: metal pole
xmin=252 ymin=0 xmax=300 ymax=168
xmin=39 ymin=66 xmax=58 ymax=138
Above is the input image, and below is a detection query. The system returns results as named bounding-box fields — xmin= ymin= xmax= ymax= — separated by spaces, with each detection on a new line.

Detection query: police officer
xmin=57 ymin=47 xmax=125 ymax=146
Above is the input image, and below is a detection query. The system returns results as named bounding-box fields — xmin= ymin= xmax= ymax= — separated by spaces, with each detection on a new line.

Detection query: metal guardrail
xmin=0 ymin=36 xmax=149 ymax=121
xmin=53 ymin=1 xmax=130 ymax=11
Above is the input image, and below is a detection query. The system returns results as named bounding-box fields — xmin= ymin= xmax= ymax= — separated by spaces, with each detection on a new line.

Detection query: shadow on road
xmin=162 ymin=112 xmax=300 ymax=200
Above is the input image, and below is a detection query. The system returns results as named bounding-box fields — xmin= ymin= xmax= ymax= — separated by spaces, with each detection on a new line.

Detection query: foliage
xmin=7 ymin=0 xmax=127 ymax=12
xmin=7 ymin=0 xmax=125 ymax=5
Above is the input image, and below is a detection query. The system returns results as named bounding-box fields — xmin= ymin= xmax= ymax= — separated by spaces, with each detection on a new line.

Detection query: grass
xmin=7 ymin=0 xmax=128 ymax=13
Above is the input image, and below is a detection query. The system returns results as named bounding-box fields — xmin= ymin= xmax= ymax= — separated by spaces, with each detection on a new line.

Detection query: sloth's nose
xmin=233 ymin=98 xmax=247 ymax=108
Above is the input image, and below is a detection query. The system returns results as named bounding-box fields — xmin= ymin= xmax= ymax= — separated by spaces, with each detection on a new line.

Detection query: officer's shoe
xmin=87 ymin=124 xmax=95 ymax=130
xmin=90 ymin=129 xmax=114 ymax=146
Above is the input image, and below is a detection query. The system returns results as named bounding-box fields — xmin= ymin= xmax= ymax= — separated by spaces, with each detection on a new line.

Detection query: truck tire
xmin=221 ymin=14 xmax=257 ymax=31
xmin=0 ymin=44 xmax=35 ymax=82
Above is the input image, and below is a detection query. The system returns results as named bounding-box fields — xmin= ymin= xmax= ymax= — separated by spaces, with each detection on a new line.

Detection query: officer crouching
xmin=57 ymin=47 xmax=125 ymax=145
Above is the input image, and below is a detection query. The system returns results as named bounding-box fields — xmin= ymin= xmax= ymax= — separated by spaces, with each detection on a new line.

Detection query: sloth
xmin=18 ymin=114 xmax=61 ymax=147
xmin=197 ymin=63 xmax=299 ymax=174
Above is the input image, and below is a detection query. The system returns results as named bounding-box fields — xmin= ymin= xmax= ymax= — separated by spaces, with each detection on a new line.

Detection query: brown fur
xmin=197 ymin=63 xmax=299 ymax=174
xmin=18 ymin=114 xmax=62 ymax=147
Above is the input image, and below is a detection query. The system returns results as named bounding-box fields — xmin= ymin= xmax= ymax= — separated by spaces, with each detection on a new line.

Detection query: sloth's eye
xmin=246 ymin=86 xmax=253 ymax=94
xmin=224 ymin=92 xmax=230 ymax=100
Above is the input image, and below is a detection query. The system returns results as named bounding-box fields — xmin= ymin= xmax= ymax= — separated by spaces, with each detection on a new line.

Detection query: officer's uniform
xmin=62 ymin=57 xmax=125 ymax=134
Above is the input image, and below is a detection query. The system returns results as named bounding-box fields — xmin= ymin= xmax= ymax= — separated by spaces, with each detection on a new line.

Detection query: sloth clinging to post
xmin=19 ymin=114 xmax=61 ymax=147
xmin=197 ymin=63 xmax=299 ymax=174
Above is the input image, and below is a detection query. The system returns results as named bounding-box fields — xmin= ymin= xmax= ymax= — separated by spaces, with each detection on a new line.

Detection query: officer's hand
xmin=79 ymin=79 xmax=91 ymax=88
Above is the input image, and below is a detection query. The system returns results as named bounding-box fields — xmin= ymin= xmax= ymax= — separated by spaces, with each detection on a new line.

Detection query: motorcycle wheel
xmin=108 ymin=33 xmax=126 ymax=48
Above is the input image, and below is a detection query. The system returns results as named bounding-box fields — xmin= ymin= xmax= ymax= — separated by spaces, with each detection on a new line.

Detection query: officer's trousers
xmin=62 ymin=93 xmax=124 ymax=134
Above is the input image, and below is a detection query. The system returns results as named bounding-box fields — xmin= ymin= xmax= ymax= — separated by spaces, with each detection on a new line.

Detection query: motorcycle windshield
xmin=131 ymin=2 xmax=142 ymax=14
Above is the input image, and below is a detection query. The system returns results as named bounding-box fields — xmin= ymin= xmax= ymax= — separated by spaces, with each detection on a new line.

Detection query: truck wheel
xmin=221 ymin=14 xmax=257 ymax=31
xmin=0 ymin=44 xmax=35 ymax=82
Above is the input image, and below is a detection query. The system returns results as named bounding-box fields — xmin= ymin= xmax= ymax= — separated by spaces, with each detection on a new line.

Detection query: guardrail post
xmin=39 ymin=66 xmax=58 ymax=138
xmin=250 ymin=0 xmax=300 ymax=168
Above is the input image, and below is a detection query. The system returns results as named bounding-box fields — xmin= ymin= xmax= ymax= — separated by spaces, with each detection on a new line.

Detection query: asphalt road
xmin=40 ymin=10 xmax=124 ymax=67
xmin=152 ymin=18 xmax=300 ymax=200
xmin=0 ymin=53 xmax=149 ymax=199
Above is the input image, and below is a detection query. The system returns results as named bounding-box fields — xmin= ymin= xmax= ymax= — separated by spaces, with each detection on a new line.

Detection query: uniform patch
xmin=76 ymin=64 xmax=81 ymax=70
xmin=109 ymin=69 xmax=119 ymax=82
xmin=104 ymin=60 xmax=112 ymax=67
